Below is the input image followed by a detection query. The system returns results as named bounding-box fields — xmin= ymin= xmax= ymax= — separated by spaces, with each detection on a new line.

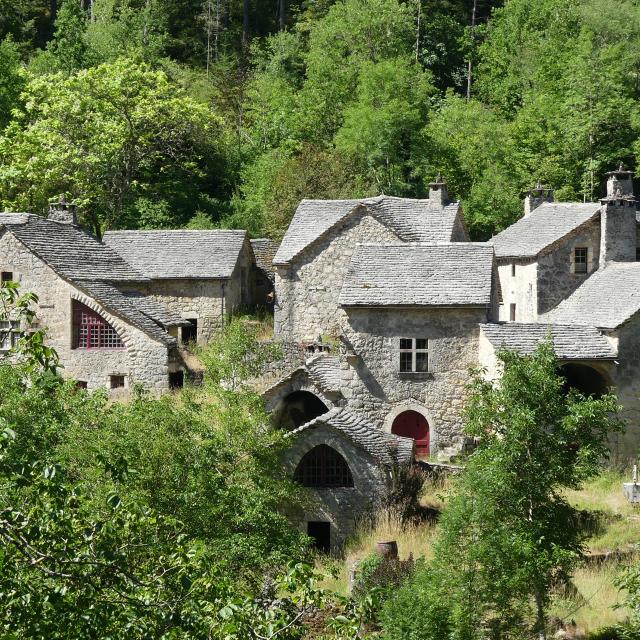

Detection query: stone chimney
xmin=48 ymin=197 xmax=78 ymax=225
xmin=524 ymin=182 xmax=554 ymax=216
xmin=429 ymin=173 xmax=449 ymax=206
xmin=599 ymin=163 xmax=637 ymax=267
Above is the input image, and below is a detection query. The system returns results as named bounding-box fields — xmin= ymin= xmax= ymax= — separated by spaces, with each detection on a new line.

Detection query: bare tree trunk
xmin=534 ymin=590 xmax=547 ymax=640
xmin=466 ymin=0 xmax=477 ymax=101
xmin=415 ymin=0 xmax=421 ymax=62
xmin=242 ymin=0 xmax=250 ymax=48
xmin=278 ymin=0 xmax=286 ymax=31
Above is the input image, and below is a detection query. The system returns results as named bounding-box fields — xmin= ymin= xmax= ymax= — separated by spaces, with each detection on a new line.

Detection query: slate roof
xmin=339 ymin=243 xmax=495 ymax=307
xmin=491 ymin=202 xmax=601 ymax=259
xmin=480 ymin=323 xmax=616 ymax=360
xmin=306 ymin=354 xmax=342 ymax=394
xmin=76 ymin=281 xmax=178 ymax=346
xmin=290 ymin=408 xmax=414 ymax=466
xmin=0 ymin=213 xmax=144 ymax=282
xmin=250 ymin=238 xmax=278 ymax=282
xmin=542 ymin=262 xmax=640 ymax=329
xmin=103 ymin=229 xmax=248 ymax=279
xmin=273 ymin=195 xmax=463 ymax=265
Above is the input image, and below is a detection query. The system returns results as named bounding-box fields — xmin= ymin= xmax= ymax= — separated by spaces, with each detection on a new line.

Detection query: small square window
xmin=1 ymin=272 xmax=13 ymax=283
xmin=110 ymin=375 xmax=125 ymax=389
xmin=574 ymin=247 xmax=588 ymax=274
xmin=399 ymin=338 xmax=429 ymax=373
xmin=75 ymin=380 xmax=88 ymax=390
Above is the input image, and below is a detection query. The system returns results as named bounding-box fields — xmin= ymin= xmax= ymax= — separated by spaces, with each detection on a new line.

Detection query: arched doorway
xmin=275 ymin=391 xmax=329 ymax=429
xmin=559 ymin=364 xmax=609 ymax=398
xmin=391 ymin=410 xmax=430 ymax=458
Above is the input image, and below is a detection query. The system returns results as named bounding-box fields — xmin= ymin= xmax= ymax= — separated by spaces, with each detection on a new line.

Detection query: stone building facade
xmin=0 ymin=205 xmax=265 ymax=392
xmin=268 ymin=167 xmax=640 ymax=548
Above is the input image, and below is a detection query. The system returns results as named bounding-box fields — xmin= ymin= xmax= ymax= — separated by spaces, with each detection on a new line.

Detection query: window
xmin=294 ymin=445 xmax=354 ymax=488
xmin=1 ymin=271 xmax=13 ymax=283
xmin=72 ymin=300 xmax=124 ymax=349
xmin=635 ymin=247 xmax=640 ymax=262
xmin=399 ymin=338 xmax=429 ymax=373
xmin=574 ymin=247 xmax=588 ymax=274
xmin=510 ymin=303 xmax=516 ymax=322
xmin=181 ymin=319 xmax=198 ymax=344
xmin=110 ymin=375 xmax=125 ymax=389
xmin=511 ymin=262 xmax=516 ymax=277
xmin=0 ymin=320 xmax=20 ymax=351
xmin=75 ymin=380 xmax=88 ymax=390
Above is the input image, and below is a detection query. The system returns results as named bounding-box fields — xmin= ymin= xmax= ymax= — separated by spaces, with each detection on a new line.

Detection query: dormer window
xmin=574 ymin=247 xmax=588 ymax=274
xmin=399 ymin=338 xmax=429 ymax=373
xmin=72 ymin=300 xmax=124 ymax=349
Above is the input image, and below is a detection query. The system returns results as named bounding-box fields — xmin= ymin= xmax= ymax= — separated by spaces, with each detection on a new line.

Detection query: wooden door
xmin=391 ymin=410 xmax=430 ymax=458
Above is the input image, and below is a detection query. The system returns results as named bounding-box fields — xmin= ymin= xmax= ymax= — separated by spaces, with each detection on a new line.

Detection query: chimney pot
xmin=48 ymin=197 xmax=78 ymax=225
xmin=429 ymin=173 xmax=449 ymax=206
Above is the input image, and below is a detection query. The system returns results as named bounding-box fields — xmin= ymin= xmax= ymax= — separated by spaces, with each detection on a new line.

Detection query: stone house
xmin=268 ymin=167 xmax=640 ymax=548
xmin=104 ymin=229 xmax=256 ymax=343
xmin=272 ymin=182 xmax=468 ymax=341
xmin=0 ymin=203 xmax=263 ymax=392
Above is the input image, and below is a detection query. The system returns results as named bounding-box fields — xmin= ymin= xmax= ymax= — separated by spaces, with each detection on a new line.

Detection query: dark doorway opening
xmin=169 ymin=371 xmax=184 ymax=390
xmin=276 ymin=391 xmax=329 ymax=429
xmin=391 ymin=410 xmax=430 ymax=458
xmin=307 ymin=521 xmax=331 ymax=553
xmin=181 ymin=319 xmax=198 ymax=344
xmin=559 ymin=364 xmax=609 ymax=398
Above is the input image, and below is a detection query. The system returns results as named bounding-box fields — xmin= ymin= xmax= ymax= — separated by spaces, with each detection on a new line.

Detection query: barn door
xmin=391 ymin=410 xmax=430 ymax=458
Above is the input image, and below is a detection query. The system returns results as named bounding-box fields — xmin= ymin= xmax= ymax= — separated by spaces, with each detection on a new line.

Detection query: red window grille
xmin=294 ymin=445 xmax=354 ymax=488
xmin=72 ymin=300 xmax=124 ymax=350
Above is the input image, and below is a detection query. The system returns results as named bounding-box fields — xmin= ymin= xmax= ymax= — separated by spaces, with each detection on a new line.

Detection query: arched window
xmin=72 ymin=300 xmax=124 ymax=350
xmin=294 ymin=445 xmax=354 ymax=488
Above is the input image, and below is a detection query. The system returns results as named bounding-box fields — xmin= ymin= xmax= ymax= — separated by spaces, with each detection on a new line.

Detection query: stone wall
xmin=608 ymin=320 xmax=640 ymax=462
xmin=536 ymin=217 xmax=601 ymax=315
xmin=283 ymin=425 xmax=390 ymax=548
xmin=340 ymin=307 xmax=487 ymax=457
xmin=497 ymin=260 xmax=538 ymax=322
xmin=0 ymin=230 xmax=171 ymax=392
xmin=274 ymin=210 xmax=401 ymax=340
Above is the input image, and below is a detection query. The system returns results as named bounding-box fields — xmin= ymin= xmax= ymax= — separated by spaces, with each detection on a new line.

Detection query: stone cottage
xmin=268 ymin=167 xmax=640 ymax=549
xmin=0 ymin=203 xmax=263 ymax=392
xmin=104 ymin=229 xmax=256 ymax=343
xmin=272 ymin=181 xmax=468 ymax=341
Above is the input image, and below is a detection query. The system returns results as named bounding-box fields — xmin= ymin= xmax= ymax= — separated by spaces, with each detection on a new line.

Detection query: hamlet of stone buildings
xmin=2 ymin=165 xmax=640 ymax=549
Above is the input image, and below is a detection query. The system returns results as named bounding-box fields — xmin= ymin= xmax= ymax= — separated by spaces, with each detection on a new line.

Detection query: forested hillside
xmin=2 ymin=0 xmax=639 ymax=239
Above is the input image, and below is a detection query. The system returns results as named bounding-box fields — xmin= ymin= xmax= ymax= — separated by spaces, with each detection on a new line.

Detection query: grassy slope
xmin=320 ymin=471 xmax=638 ymax=636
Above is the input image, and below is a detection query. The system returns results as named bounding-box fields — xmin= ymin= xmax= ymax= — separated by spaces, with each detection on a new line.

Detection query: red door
xmin=391 ymin=411 xmax=430 ymax=458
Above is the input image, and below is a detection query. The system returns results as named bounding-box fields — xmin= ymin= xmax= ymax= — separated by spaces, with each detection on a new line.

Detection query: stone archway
xmin=559 ymin=363 xmax=610 ymax=398
xmin=274 ymin=390 xmax=329 ymax=429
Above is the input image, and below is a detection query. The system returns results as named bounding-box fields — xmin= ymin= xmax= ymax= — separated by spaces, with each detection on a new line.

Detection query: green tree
xmin=0 ymin=37 xmax=25 ymax=130
xmin=46 ymin=0 xmax=88 ymax=73
xmin=382 ymin=342 xmax=622 ymax=639
xmin=0 ymin=59 xmax=227 ymax=235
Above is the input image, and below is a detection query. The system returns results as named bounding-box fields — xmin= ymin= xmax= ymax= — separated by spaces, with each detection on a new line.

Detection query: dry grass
xmin=551 ymin=562 xmax=631 ymax=634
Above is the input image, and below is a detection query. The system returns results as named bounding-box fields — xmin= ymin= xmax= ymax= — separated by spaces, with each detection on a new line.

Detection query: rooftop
xmin=273 ymin=195 xmax=463 ymax=265
xmin=103 ymin=229 xmax=248 ymax=279
xmin=290 ymin=407 xmax=414 ymax=466
xmin=542 ymin=262 xmax=640 ymax=329
xmin=250 ymin=238 xmax=279 ymax=282
xmin=339 ymin=243 xmax=495 ymax=308
xmin=490 ymin=202 xmax=601 ymax=259
xmin=480 ymin=323 xmax=616 ymax=360
xmin=0 ymin=213 xmax=144 ymax=282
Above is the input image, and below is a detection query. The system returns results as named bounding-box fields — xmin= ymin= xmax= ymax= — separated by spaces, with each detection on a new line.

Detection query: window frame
xmin=398 ymin=338 xmax=429 ymax=373
xmin=509 ymin=303 xmax=516 ymax=322
xmin=72 ymin=300 xmax=125 ymax=350
xmin=294 ymin=445 xmax=354 ymax=488
xmin=574 ymin=247 xmax=588 ymax=274
xmin=0 ymin=320 xmax=21 ymax=351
